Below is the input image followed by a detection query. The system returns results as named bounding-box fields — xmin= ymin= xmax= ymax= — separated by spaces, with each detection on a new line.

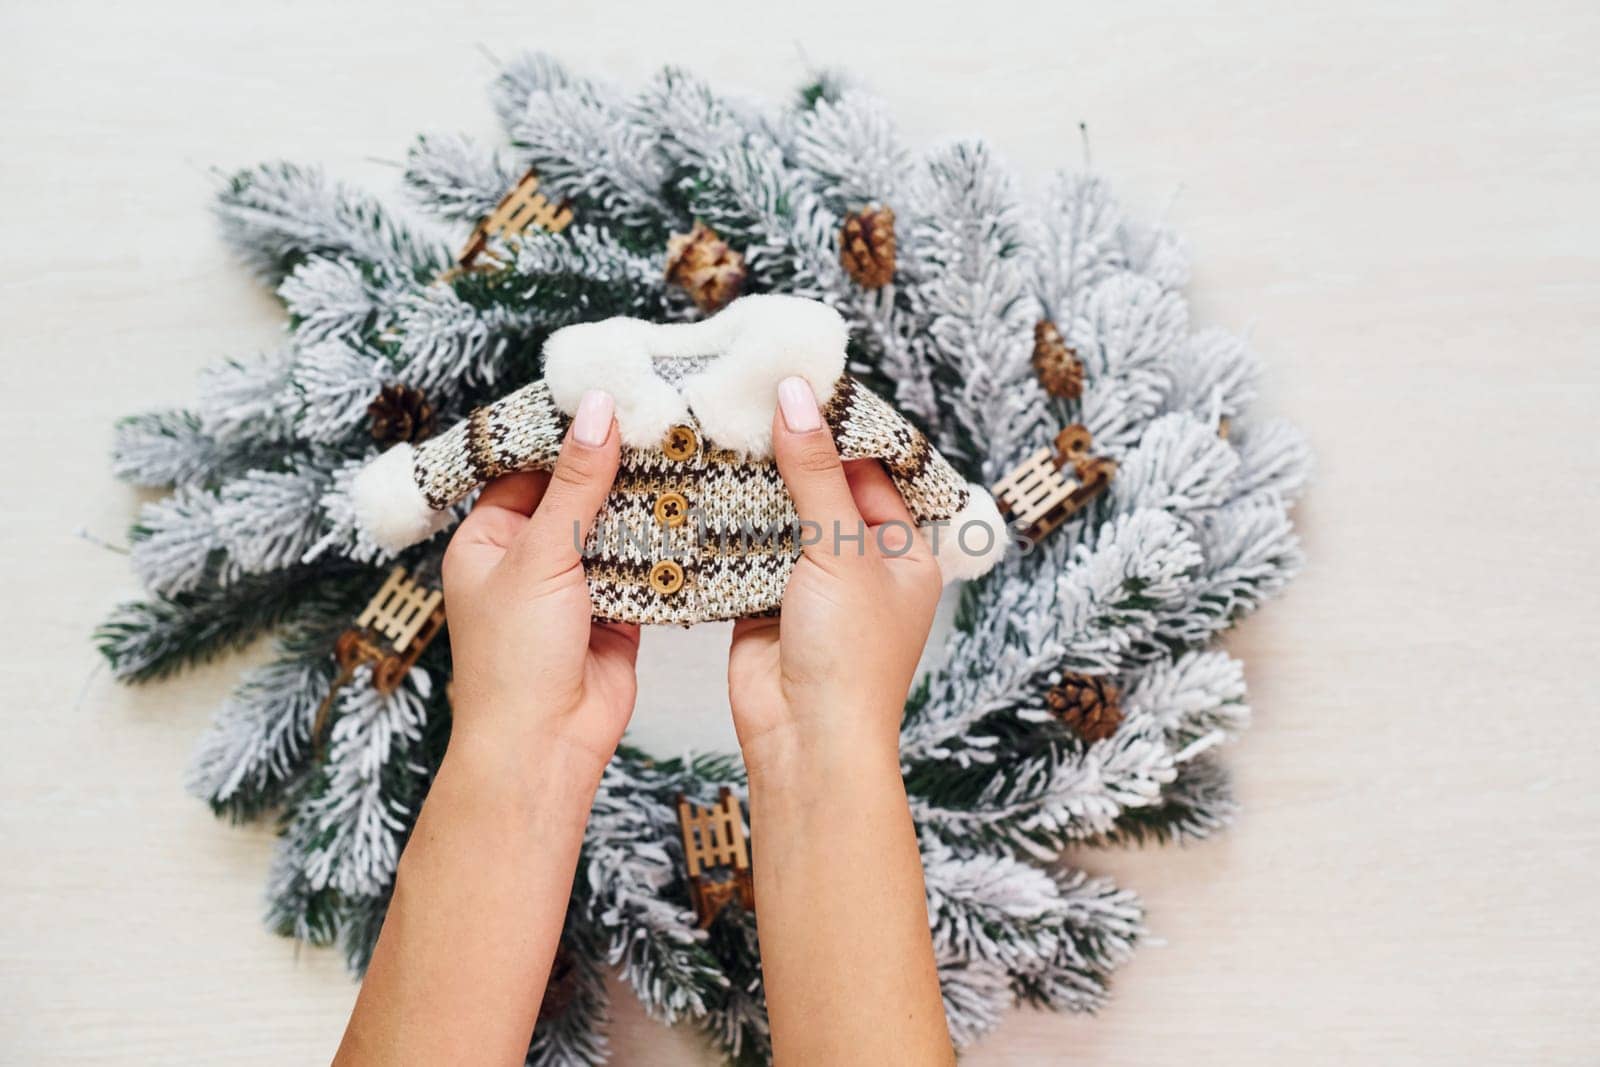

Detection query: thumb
xmin=772 ymin=377 xmax=862 ymax=566
xmin=512 ymin=389 xmax=620 ymax=578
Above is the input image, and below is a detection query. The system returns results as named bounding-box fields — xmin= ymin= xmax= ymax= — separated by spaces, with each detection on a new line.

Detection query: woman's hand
xmin=440 ymin=388 xmax=638 ymax=768
xmin=337 ymin=390 xmax=636 ymax=1067
xmin=727 ymin=377 xmax=943 ymax=774
xmin=724 ymin=377 xmax=956 ymax=1064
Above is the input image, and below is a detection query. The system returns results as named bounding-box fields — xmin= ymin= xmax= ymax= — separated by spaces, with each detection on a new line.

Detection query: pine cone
xmin=839 ymin=205 xmax=896 ymax=289
xmin=367 ymin=384 xmax=437 ymax=445
xmin=665 ymin=221 xmax=746 ymax=312
xmin=1045 ymin=673 xmax=1122 ymax=743
xmin=1032 ymin=319 xmax=1084 ymax=399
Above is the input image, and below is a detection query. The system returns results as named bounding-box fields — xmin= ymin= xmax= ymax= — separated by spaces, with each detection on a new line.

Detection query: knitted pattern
xmin=405 ymin=375 xmax=973 ymax=625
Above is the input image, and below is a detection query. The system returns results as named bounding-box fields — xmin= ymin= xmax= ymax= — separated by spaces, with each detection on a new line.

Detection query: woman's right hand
xmin=723 ymin=378 xmax=958 ymax=1065
xmin=726 ymin=376 xmax=943 ymax=776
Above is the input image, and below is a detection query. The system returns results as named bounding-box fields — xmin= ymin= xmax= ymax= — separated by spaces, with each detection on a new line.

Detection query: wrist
xmin=439 ymin=725 xmax=608 ymax=811
xmin=742 ymin=712 xmax=903 ymax=795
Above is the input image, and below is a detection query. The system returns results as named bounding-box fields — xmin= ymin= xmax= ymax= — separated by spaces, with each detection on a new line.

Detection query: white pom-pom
xmin=925 ymin=486 xmax=1011 ymax=582
xmin=350 ymin=444 xmax=451 ymax=552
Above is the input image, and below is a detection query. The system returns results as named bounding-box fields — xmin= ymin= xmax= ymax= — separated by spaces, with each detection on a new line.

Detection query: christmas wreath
xmin=98 ymin=54 xmax=1310 ymax=1064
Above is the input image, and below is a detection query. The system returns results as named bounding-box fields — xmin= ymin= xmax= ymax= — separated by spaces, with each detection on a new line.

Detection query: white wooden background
xmin=2 ymin=2 xmax=1596 ymax=1063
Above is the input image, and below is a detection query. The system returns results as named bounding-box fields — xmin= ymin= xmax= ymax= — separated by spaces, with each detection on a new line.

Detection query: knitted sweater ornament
xmin=352 ymin=295 xmax=1009 ymax=625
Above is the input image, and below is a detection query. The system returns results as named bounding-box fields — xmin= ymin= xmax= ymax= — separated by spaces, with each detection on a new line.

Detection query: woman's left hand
xmin=440 ymin=389 xmax=638 ymax=768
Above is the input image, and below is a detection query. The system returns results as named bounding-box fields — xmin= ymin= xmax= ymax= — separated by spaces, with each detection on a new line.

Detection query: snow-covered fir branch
xmin=186 ymin=630 xmax=339 ymax=816
xmin=528 ymin=924 xmax=612 ymax=1067
xmin=97 ymin=566 xmax=346 ymax=683
xmin=1111 ymin=412 xmax=1241 ymax=515
xmin=489 ymin=51 xmax=575 ymax=133
xmin=296 ymin=667 xmax=433 ymax=898
xmin=787 ymin=93 xmax=911 ymax=216
xmin=783 ymin=90 xmax=939 ymax=435
xmin=1162 ymin=327 xmax=1259 ymax=423
xmin=1227 ymin=416 xmax=1313 ymax=506
xmin=913 ymin=727 xmax=1176 ymax=857
xmin=265 ymin=809 xmax=341 ymax=946
xmin=937 ymin=954 xmax=1015 ymax=1047
xmin=213 ymin=461 xmax=334 ymax=575
xmin=922 ymin=838 xmax=1066 ymax=975
xmin=111 ymin=410 xmax=223 ymax=489
xmin=1118 ymin=213 xmax=1189 ymax=293
xmin=898 ymin=551 xmax=1066 ymax=767
xmin=291 ymin=339 xmax=393 ymax=444
xmin=581 ymin=754 xmax=727 ymax=1025
xmin=1033 ymin=172 xmax=1129 ymax=328
xmin=403 ymin=132 xmax=529 ymax=225
xmin=678 ymin=139 xmax=845 ymax=299
xmin=1011 ymin=868 xmax=1142 ymax=1012
xmin=387 ymin=285 xmax=534 ymax=394
xmin=216 ymin=162 xmax=450 ymax=285
xmin=1095 ymin=753 xmax=1238 ymax=846
xmin=1154 ymin=500 xmax=1302 ymax=646
xmin=698 ymin=906 xmax=770 ymax=1065
xmin=1064 ymin=272 xmax=1185 ymax=446
xmin=1052 ymin=509 xmax=1203 ymax=674
xmin=510 ymin=81 xmax=676 ymax=241
xmin=1120 ymin=649 xmax=1250 ymax=757
xmin=507 ymin=226 xmax=672 ymax=323
xmin=279 ymin=259 xmax=399 ymax=348
xmin=129 ymin=486 xmax=226 ymax=596
xmin=195 ymin=346 xmax=298 ymax=443
xmin=907 ymin=141 xmax=1049 ymax=479
xmin=305 ymin=457 xmax=411 ymax=565
xmin=633 ymin=68 xmax=748 ymax=176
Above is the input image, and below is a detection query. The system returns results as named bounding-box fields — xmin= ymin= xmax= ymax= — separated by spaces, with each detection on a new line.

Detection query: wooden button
xmin=662 ymin=424 xmax=699 ymax=461
xmin=653 ymin=491 xmax=689 ymax=527
xmin=649 ymin=560 xmax=686 ymax=595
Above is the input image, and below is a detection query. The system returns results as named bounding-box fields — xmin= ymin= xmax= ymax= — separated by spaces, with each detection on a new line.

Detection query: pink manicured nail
xmin=572 ymin=389 xmax=614 ymax=446
xmin=777 ymin=376 xmax=821 ymax=433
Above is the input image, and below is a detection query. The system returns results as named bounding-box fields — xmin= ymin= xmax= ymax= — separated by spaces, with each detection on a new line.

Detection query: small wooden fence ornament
xmin=991 ymin=423 xmax=1117 ymax=546
xmin=456 ymin=167 xmax=573 ymax=271
xmin=676 ymin=787 xmax=754 ymax=928
xmin=312 ymin=567 xmax=446 ymax=746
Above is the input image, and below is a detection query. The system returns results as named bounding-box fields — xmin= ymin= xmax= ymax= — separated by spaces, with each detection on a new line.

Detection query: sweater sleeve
xmin=826 ymin=376 xmax=1010 ymax=581
xmin=352 ymin=379 xmax=567 ymax=552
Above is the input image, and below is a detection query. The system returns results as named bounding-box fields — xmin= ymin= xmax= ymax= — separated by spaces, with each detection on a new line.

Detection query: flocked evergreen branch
xmin=1093 ymin=753 xmax=1237 ymax=847
xmin=1010 ymin=868 xmax=1142 ymax=1012
xmin=579 ymin=751 xmax=735 ymax=1026
xmin=97 ymin=563 xmax=353 ymax=683
xmin=676 ymin=139 xmax=845 ymax=299
xmin=186 ymin=628 xmax=339 ymax=820
xmin=216 ymin=162 xmax=450 ymax=285
xmin=528 ymin=922 xmax=613 ymax=1067
xmin=404 ymin=132 xmax=530 ymax=225
xmin=196 ymin=346 xmax=299 ymax=443
xmin=490 ymin=51 xmax=576 ymax=133
xmin=699 ymin=906 xmax=771 ymax=1066
xmin=510 ymin=81 xmax=676 ymax=244
xmin=908 ymin=141 xmax=1046 ymax=479
xmin=280 ymin=259 xmax=398 ymax=349
xmin=294 ymin=667 xmax=434 ymax=898
xmin=112 ymin=410 xmax=245 ymax=490
xmin=787 ymin=93 xmax=911 ymax=217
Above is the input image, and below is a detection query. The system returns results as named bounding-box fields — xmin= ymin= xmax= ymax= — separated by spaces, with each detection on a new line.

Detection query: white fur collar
xmin=541 ymin=294 xmax=849 ymax=455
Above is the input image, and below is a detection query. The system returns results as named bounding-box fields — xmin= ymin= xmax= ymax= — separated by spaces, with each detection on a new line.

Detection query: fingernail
xmin=573 ymin=389 xmax=614 ymax=446
xmin=777 ymin=377 xmax=821 ymax=433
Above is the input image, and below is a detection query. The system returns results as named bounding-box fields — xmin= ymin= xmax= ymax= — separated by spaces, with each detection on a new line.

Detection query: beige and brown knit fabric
xmin=408 ymin=375 xmax=971 ymax=625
